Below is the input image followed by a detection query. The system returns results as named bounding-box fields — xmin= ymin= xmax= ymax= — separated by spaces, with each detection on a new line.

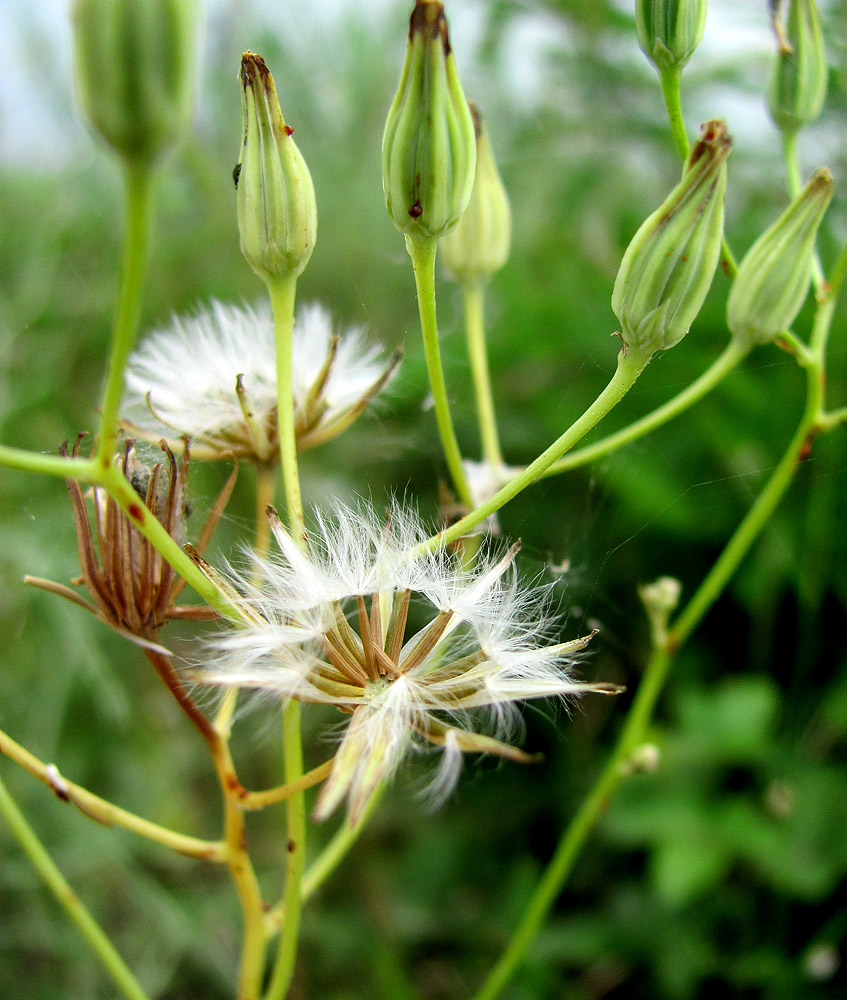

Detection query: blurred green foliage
xmin=1 ymin=2 xmax=846 ymax=998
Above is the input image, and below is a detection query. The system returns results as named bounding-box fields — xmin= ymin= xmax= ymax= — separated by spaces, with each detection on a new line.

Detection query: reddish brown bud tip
xmin=686 ymin=119 xmax=732 ymax=168
xmin=409 ymin=0 xmax=451 ymax=54
xmin=240 ymin=51 xmax=270 ymax=89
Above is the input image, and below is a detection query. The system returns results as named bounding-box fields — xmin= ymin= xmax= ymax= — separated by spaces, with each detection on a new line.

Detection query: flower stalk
xmin=0 ymin=772 xmax=152 ymax=1000
xmin=409 ymin=235 xmax=474 ymax=507
xmin=471 ymin=227 xmax=847 ymax=1000
xmin=96 ymin=163 xmax=156 ymax=468
xmin=421 ymin=346 xmax=650 ymax=552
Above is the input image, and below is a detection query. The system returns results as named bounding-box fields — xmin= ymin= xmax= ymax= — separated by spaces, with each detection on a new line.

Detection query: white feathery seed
xmin=196 ymin=501 xmax=620 ymax=822
xmin=122 ymin=300 xmax=398 ymax=460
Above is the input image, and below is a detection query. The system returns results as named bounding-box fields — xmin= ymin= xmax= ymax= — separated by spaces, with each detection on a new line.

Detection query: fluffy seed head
xmin=194 ymin=501 xmax=621 ymax=821
xmin=122 ymin=301 xmax=400 ymax=462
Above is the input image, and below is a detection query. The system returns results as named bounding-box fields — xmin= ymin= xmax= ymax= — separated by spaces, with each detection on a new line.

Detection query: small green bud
xmin=236 ymin=52 xmax=317 ymax=284
xmin=768 ymin=0 xmax=828 ymax=136
xmin=635 ymin=0 xmax=707 ymax=71
xmin=611 ymin=119 xmax=732 ymax=357
xmin=638 ymin=575 xmax=682 ymax=648
xmin=441 ymin=105 xmax=512 ymax=285
xmin=727 ymin=167 xmax=833 ymax=347
xmin=72 ymin=0 xmax=197 ymax=165
xmin=382 ymin=0 xmax=477 ymax=243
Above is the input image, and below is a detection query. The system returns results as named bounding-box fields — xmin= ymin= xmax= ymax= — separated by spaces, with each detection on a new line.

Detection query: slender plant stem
xmin=820 ymin=406 xmax=847 ymax=431
xmin=0 ymin=728 xmax=223 ymax=861
xmin=471 ymin=396 xmax=818 ymax=1000
xmin=659 ymin=65 xmax=688 ymax=161
xmin=96 ymin=162 xmax=156 ymax=469
xmin=242 ymin=759 xmax=333 ymax=811
xmin=542 ymin=340 xmax=749 ymax=477
xmin=659 ymin=64 xmax=737 ymax=278
xmin=0 ymin=448 xmax=97 ymax=480
xmin=268 ymin=275 xmax=306 ymax=544
xmin=265 ymin=783 xmax=385 ymax=938
xmin=462 ymin=281 xmax=503 ymax=468
xmin=782 ymin=130 xmax=827 ymax=294
xmin=264 ymin=271 xmax=310 ymax=997
xmin=300 ymin=781 xmax=384 ymax=901
xmin=407 ymin=235 xmax=473 ymax=507
xmin=471 ymin=263 xmax=845 ymax=1000
xmin=0 ymin=772 xmax=152 ymax=1000
xmin=216 ymin=463 xmax=278 ymax=736
xmin=264 ymin=702 xmax=307 ymax=1000
xmin=418 ymin=348 xmax=651 ymax=554
xmin=212 ymin=738 xmax=267 ymax=1000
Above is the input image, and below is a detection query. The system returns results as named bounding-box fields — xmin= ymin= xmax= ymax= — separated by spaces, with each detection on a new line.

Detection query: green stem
xmin=407 ymin=235 xmax=473 ymax=508
xmin=0 ymin=727 xmax=224 ymax=861
xmin=0 ymin=771 xmax=151 ymax=1000
xmin=469 ymin=641 xmax=668 ymax=1000
xmin=265 ymin=783 xmax=385 ymax=938
xmin=542 ymin=339 xmax=749 ymax=478
xmin=471 ymin=273 xmax=845 ymax=1000
xmin=820 ymin=406 xmax=847 ymax=431
xmin=463 ymin=282 xmax=503 ymax=468
xmin=264 ymin=702 xmax=307 ymax=1000
xmin=659 ymin=64 xmax=737 ymax=278
xmin=0 ymin=447 xmax=97 ymax=481
xmin=659 ymin=65 xmax=688 ymax=161
xmin=268 ymin=275 xmax=306 ymax=544
xmin=419 ymin=348 xmax=650 ymax=554
xmin=96 ymin=162 xmax=156 ymax=469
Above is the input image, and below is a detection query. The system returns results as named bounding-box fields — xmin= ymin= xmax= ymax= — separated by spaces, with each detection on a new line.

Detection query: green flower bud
xmin=612 ymin=120 xmax=732 ymax=357
xmin=72 ymin=0 xmax=197 ymax=165
xmin=382 ymin=1 xmax=476 ymax=243
xmin=441 ymin=105 xmax=512 ymax=285
xmin=236 ymin=52 xmax=317 ymax=284
xmin=635 ymin=0 xmax=707 ymax=71
xmin=768 ymin=0 xmax=828 ymax=136
xmin=727 ymin=167 xmax=833 ymax=347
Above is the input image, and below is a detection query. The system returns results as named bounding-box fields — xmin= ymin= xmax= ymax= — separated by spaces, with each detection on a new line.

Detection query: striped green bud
xmin=236 ymin=52 xmax=317 ymax=284
xmin=72 ymin=0 xmax=197 ymax=165
xmin=441 ymin=105 xmax=512 ymax=285
xmin=727 ymin=167 xmax=833 ymax=347
xmin=612 ymin=120 xmax=731 ymax=357
xmin=382 ymin=1 xmax=476 ymax=243
xmin=768 ymin=0 xmax=828 ymax=136
xmin=635 ymin=0 xmax=707 ymax=71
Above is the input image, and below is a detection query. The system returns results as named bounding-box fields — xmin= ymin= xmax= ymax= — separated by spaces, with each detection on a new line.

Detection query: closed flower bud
xmin=727 ymin=167 xmax=833 ymax=347
xmin=636 ymin=0 xmax=707 ymax=71
xmin=768 ymin=0 xmax=828 ymax=136
xmin=382 ymin=0 xmax=476 ymax=243
xmin=236 ymin=52 xmax=317 ymax=283
xmin=611 ymin=119 xmax=732 ymax=357
xmin=72 ymin=0 xmax=197 ymax=165
xmin=441 ymin=105 xmax=512 ymax=285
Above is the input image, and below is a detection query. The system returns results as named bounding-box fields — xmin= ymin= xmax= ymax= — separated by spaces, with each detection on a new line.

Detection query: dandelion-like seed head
xmin=122 ymin=301 xmax=400 ymax=463
xmin=195 ymin=501 xmax=621 ymax=821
